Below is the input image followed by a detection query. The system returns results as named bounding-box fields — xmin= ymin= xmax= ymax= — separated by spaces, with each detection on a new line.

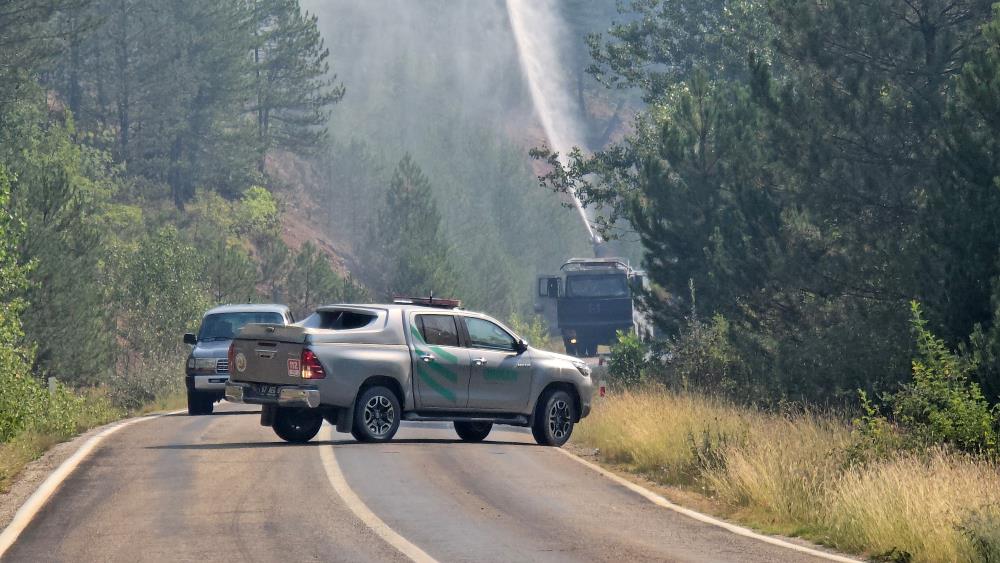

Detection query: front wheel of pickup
xmin=454 ymin=421 xmax=493 ymax=442
xmin=532 ymin=389 xmax=576 ymax=447
xmin=273 ymin=407 xmax=323 ymax=443
xmin=352 ymin=386 xmax=400 ymax=443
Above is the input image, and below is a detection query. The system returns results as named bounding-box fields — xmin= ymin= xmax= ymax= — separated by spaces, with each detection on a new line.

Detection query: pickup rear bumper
xmin=225 ymin=382 xmax=321 ymax=409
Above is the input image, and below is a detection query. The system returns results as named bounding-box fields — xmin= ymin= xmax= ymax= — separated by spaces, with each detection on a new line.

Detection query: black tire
xmin=352 ymin=386 xmax=401 ymax=443
xmin=532 ymin=389 xmax=576 ymax=447
xmin=201 ymin=395 xmax=215 ymax=415
xmin=273 ymin=407 xmax=323 ymax=443
xmin=454 ymin=421 xmax=493 ymax=442
xmin=187 ymin=390 xmax=209 ymax=416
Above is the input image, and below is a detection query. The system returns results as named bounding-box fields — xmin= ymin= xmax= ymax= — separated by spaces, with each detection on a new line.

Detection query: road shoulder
xmin=564 ymin=442 xmax=861 ymax=562
xmin=0 ymin=410 xmax=179 ymax=533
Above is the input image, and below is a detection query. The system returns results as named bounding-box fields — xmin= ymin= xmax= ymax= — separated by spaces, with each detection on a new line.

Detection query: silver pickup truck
xmin=225 ymin=302 xmax=595 ymax=446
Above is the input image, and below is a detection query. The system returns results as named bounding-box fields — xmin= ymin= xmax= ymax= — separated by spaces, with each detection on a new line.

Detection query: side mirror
xmin=515 ymin=339 xmax=529 ymax=354
xmin=183 ymin=333 xmax=197 ymax=345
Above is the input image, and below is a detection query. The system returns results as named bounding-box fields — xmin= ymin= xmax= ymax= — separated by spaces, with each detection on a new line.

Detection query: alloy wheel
xmin=364 ymin=395 xmax=395 ymax=436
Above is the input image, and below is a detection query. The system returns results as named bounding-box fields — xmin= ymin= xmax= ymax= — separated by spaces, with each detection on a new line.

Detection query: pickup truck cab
xmin=182 ymin=304 xmax=293 ymax=415
xmin=225 ymin=301 xmax=595 ymax=446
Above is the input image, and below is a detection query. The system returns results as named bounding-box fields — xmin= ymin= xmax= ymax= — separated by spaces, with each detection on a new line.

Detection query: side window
xmin=418 ymin=315 xmax=460 ymax=347
xmin=464 ymin=318 xmax=516 ymax=352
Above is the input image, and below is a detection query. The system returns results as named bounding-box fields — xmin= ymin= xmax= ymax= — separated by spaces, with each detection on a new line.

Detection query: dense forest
xmin=540 ymin=0 xmax=1000 ymax=413
xmin=4 ymin=0 xmax=1000 ymax=444
xmin=0 ymin=0 xmax=621 ymax=431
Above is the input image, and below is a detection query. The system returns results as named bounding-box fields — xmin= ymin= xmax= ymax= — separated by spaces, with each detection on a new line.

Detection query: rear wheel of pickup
xmin=352 ymin=386 xmax=400 ymax=443
xmin=454 ymin=421 xmax=493 ymax=442
xmin=532 ymin=389 xmax=576 ymax=447
xmin=273 ymin=407 xmax=323 ymax=443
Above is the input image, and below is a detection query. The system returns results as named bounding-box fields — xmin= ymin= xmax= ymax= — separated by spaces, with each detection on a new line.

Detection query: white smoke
xmin=506 ymin=0 xmax=599 ymax=244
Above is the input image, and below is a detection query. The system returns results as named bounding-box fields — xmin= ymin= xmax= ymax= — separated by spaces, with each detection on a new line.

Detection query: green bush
xmin=887 ymin=302 xmax=997 ymax=452
xmin=607 ymin=330 xmax=648 ymax=388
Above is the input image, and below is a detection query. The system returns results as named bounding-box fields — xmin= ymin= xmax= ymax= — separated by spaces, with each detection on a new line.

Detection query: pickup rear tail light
xmin=228 ymin=343 xmax=236 ymax=372
xmin=301 ymin=349 xmax=326 ymax=379
xmin=599 ymin=385 xmax=606 ymax=398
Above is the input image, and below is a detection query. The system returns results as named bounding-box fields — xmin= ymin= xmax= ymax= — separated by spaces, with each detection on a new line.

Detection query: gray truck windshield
xmin=198 ymin=312 xmax=283 ymax=341
xmin=565 ymin=275 xmax=629 ymax=298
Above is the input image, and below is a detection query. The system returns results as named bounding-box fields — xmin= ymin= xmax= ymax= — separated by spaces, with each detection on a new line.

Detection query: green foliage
xmin=235 ymin=186 xmax=281 ymax=241
xmin=542 ymin=0 xmax=1000 ymax=407
xmin=362 ymin=155 xmax=456 ymax=300
xmin=249 ymin=0 xmax=344 ymax=161
xmin=315 ymin=5 xmax=594 ymax=316
xmin=106 ymin=226 xmax=209 ymax=409
xmin=0 ymin=164 xmax=39 ymax=441
xmin=662 ymin=313 xmax=742 ymax=395
xmin=0 ymin=0 xmax=78 ymax=112
xmin=49 ymin=0 xmax=341 ymax=203
xmin=607 ymin=330 xmax=647 ymax=388
xmin=506 ymin=313 xmax=555 ymax=351
xmin=847 ymin=390 xmax=903 ymax=465
xmin=286 ymin=241 xmax=343 ymax=317
xmin=4 ymin=106 xmax=116 ymax=385
xmin=205 ymin=239 xmax=258 ymax=305
xmin=886 ymin=303 xmax=997 ymax=452
xmin=960 ymin=505 xmax=1000 ymax=563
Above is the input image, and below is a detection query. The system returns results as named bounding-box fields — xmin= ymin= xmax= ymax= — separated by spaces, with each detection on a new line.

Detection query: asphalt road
xmin=3 ymin=402 xmax=840 ymax=562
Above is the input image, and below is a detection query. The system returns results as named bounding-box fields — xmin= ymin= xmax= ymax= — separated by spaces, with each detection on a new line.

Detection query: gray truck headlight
xmin=571 ymin=360 xmax=591 ymax=377
xmin=192 ymin=358 xmax=218 ymax=372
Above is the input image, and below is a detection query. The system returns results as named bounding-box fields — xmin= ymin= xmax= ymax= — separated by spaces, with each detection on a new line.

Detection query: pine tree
xmin=249 ymin=0 xmax=344 ymax=168
xmin=286 ymin=241 xmax=342 ymax=317
xmin=363 ymin=154 xmax=455 ymax=300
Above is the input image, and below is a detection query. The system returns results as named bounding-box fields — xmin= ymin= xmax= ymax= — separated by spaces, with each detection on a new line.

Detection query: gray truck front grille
xmin=216 ymin=359 xmax=229 ymax=374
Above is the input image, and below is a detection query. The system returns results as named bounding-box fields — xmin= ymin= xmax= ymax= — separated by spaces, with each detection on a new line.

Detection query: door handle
xmin=420 ymin=355 xmax=435 ymax=363
xmin=472 ymin=358 xmax=487 ymax=366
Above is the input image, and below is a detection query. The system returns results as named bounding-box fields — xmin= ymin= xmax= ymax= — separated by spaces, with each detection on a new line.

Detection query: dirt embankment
xmin=264 ymin=151 xmax=356 ymax=278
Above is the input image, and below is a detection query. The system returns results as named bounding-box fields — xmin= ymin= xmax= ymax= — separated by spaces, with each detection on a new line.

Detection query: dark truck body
xmin=536 ymin=258 xmax=650 ymax=356
xmin=225 ymin=303 xmax=595 ymax=445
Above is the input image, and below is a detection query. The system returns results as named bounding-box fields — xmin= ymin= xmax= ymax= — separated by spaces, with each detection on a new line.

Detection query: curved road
xmin=3 ymin=403 xmax=838 ymax=562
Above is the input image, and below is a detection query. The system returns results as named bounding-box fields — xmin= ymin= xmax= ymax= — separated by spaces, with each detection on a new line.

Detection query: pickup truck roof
xmin=315 ymin=304 xmax=515 ymax=326
xmin=203 ymin=303 xmax=290 ymax=316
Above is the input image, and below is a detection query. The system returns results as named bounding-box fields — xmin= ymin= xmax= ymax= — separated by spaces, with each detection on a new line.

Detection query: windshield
xmin=565 ymin=275 xmax=629 ymax=298
xmin=197 ymin=312 xmax=283 ymax=341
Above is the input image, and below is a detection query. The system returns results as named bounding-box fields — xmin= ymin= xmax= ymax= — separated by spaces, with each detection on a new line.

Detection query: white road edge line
xmin=556 ymin=448 xmax=859 ymax=563
xmin=0 ymin=409 xmax=186 ymax=558
xmin=319 ymin=426 xmax=438 ymax=563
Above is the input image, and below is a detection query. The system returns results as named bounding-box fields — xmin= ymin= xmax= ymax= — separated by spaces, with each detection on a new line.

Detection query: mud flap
xmin=336 ymin=403 xmax=354 ymax=433
xmin=260 ymin=404 xmax=276 ymax=427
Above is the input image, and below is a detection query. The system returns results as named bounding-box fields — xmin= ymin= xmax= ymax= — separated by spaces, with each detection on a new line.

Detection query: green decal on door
xmin=411 ymin=322 xmax=459 ymax=402
xmin=483 ymin=366 xmax=518 ymax=382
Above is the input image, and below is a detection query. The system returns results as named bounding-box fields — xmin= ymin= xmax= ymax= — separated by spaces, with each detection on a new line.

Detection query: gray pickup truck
xmin=225 ymin=301 xmax=595 ymax=446
xmin=183 ymin=304 xmax=293 ymax=415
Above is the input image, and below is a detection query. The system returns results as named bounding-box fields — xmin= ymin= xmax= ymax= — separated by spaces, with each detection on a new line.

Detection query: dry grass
xmin=576 ymin=389 xmax=1000 ymax=562
xmin=134 ymin=389 xmax=187 ymax=415
xmin=0 ymin=431 xmax=64 ymax=493
xmin=825 ymin=451 xmax=1000 ymax=562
